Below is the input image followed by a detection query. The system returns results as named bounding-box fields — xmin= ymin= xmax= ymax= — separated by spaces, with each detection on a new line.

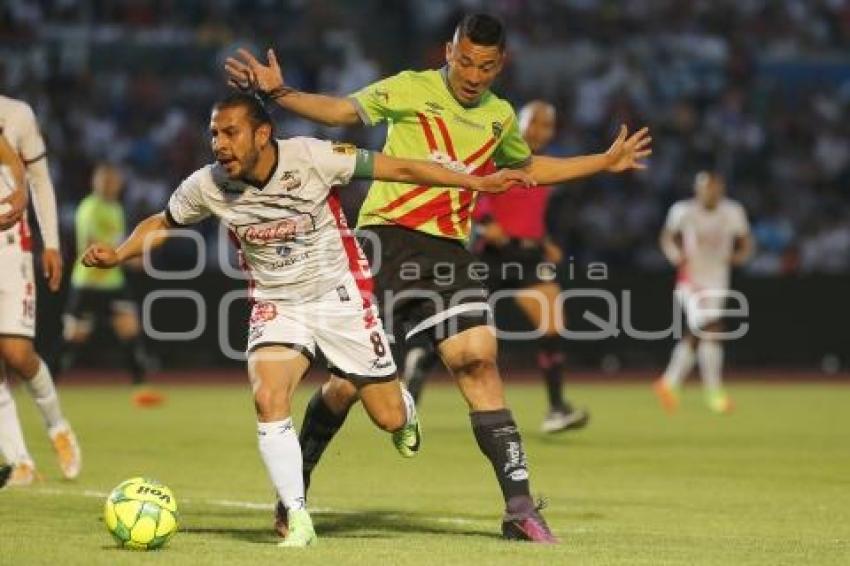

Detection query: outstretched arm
xmin=82 ymin=212 xmax=174 ymax=268
xmin=225 ymin=48 xmax=360 ymax=127
xmin=524 ymin=125 xmax=652 ymax=184
xmin=370 ymin=153 xmax=534 ymax=193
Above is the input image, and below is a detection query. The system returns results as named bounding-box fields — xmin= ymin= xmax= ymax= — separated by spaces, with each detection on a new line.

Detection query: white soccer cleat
xmin=6 ymin=462 xmax=39 ymax=487
xmin=49 ymin=424 xmax=82 ymax=479
xmin=540 ymin=408 xmax=590 ymax=434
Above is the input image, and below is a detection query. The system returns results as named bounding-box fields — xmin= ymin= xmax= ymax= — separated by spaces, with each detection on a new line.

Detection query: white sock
xmin=401 ymin=387 xmax=416 ymax=425
xmin=662 ymin=341 xmax=696 ymax=388
xmin=697 ymin=341 xmax=724 ymax=392
xmin=0 ymin=379 xmax=34 ymax=466
xmin=23 ymin=359 xmax=66 ymax=432
xmin=257 ymin=418 xmax=306 ymax=511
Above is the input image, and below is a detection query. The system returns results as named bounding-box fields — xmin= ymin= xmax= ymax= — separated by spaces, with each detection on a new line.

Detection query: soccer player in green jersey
xmin=62 ymin=163 xmax=164 ymax=407
xmin=226 ymin=13 xmax=651 ymax=542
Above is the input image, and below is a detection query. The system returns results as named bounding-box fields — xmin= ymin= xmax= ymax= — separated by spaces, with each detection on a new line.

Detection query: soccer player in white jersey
xmin=82 ymin=93 xmax=531 ymax=547
xmin=0 ymin=95 xmax=81 ymax=486
xmin=655 ymin=171 xmax=754 ymax=414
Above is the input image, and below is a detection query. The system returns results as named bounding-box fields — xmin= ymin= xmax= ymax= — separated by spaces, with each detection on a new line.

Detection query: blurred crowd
xmin=2 ymin=0 xmax=850 ymax=274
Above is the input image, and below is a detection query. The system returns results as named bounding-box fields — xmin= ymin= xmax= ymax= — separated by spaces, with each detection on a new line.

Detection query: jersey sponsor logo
xmin=271 ymin=250 xmax=310 ymax=268
xmin=235 ymin=214 xmax=315 ymax=244
xmin=336 ymin=285 xmax=350 ymax=302
xmin=429 ymin=150 xmax=468 ymax=173
xmin=368 ymin=357 xmax=393 ymax=371
xmin=451 ymin=113 xmax=485 ymax=131
xmin=250 ymin=301 xmax=278 ymax=324
xmin=279 ymin=170 xmax=301 ymax=191
xmin=332 ymin=142 xmax=357 ymax=155
xmin=491 ymin=121 xmax=504 ymax=139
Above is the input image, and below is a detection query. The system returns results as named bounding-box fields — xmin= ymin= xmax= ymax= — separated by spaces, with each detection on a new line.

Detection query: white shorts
xmin=247 ymin=274 xmax=397 ymax=382
xmin=676 ymin=284 xmax=728 ymax=333
xmin=0 ymin=249 xmax=36 ymax=338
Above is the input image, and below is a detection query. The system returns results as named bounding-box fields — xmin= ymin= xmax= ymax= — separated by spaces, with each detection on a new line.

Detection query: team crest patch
xmin=250 ymin=302 xmax=278 ymax=324
xmin=332 ymin=142 xmax=357 ymax=155
xmin=491 ymin=121 xmax=504 ymax=139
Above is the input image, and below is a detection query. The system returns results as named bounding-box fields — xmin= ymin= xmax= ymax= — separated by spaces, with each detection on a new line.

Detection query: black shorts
xmin=478 ymin=241 xmax=558 ymax=292
xmin=358 ymin=225 xmax=491 ymax=347
xmin=64 ymin=286 xmax=137 ymax=323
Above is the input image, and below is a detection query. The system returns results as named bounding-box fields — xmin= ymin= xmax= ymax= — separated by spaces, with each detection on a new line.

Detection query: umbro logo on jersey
xmin=424 ymin=101 xmax=444 ymax=115
xmin=279 ymin=170 xmax=301 ymax=191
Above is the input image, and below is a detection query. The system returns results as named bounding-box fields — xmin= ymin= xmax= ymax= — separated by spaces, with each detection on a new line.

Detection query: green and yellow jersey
xmin=71 ymin=194 xmax=125 ymax=289
xmin=349 ymin=68 xmax=531 ymax=241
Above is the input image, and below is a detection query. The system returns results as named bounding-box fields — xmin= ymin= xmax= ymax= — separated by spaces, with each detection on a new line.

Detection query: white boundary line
xmin=25 ymin=487 xmax=487 ymax=527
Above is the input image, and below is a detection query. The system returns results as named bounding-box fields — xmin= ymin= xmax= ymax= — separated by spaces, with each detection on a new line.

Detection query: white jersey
xmin=664 ymin=198 xmax=750 ymax=289
xmin=0 ymin=95 xmax=58 ymax=251
xmin=167 ymin=137 xmax=369 ymax=303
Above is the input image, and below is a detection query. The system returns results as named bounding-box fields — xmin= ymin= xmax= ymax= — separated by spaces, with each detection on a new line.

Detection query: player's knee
xmin=253 ymin=385 xmax=291 ymax=421
xmin=0 ymin=343 xmax=35 ymax=376
xmin=322 ymin=377 xmax=358 ymax=413
xmin=371 ymin=402 xmax=405 ymax=433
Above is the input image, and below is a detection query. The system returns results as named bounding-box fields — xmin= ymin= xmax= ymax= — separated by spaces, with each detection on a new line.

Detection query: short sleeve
xmin=16 ymin=102 xmax=47 ymax=163
xmin=491 ymin=108 xmax=532 ymax=168
xmin=664 ymin=202 xmax=687 ymax=233
xmin=166 ymin=171 xmax=211 ymax=226
xmin=348 ymin=72 xmax=411 ymax=126
xmin=307 ymin=139 xmax=358 ymax=187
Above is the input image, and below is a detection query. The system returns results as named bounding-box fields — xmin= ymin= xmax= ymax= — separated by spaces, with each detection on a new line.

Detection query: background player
xmin=404 ymin=100 xmax=589 ymax=434
xmin=60 ymin=163 xmax=163 ymax=407
xmin=655 ymin=171 xmax=754 ymax=413
xmin=0 ymin=94 xmax=81 ymax=486
xmin=83 ymin=93 xmax=531 ymax=547
xmin=225 ymin=13 xmax=650 ymax=542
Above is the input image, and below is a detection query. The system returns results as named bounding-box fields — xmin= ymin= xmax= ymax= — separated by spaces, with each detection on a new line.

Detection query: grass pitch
xmin=1 ymin=379 xmax=849 ymax=565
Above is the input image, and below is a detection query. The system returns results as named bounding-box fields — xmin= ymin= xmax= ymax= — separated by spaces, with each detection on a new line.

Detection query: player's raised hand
xmin=0 ymin=187 xmax=28 ymax=231
xmin=82 ymin=244 xmax=120 ymax=269
xmin=473 ymin=169 xmax=537 ymax=194
xmin=225 ymin=48 xmax=285 ymax=95
xmin=41 ymin=248 xmax=63 ymax=292
xmin=605 ymin=124 xmax=652 ymax=173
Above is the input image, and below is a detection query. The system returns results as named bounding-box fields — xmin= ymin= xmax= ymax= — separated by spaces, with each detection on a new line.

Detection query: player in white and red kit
xmin=0 ymin=95 xmax=81 ymax=486
xmin=83 ymin=94 xmax=530 ymax=547
xmin=655 ymin=171 xmax=754 ymax=413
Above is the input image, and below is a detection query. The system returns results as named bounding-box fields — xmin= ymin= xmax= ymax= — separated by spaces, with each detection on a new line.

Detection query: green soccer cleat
xmin=277 ymin=509 xmax=316 ymax=548
xmin=392 ymin=388 xmax=422 ymax=458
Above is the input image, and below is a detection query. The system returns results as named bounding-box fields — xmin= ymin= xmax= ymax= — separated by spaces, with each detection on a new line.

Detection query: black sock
xmin=299 ymin=388 xmax=350 ymax=493
xmin=538 ymin=335 xmax=569 ymax=412
xmin=470 ymin=409 xmax=531 ymax=505
xmin=120 ymin=337 xmax=147 ymax=385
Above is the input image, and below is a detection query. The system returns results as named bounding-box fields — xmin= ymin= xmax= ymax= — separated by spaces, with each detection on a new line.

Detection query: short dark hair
xmin=454 ymin=13 xmax=506 ymax=51
xmin=212 ymin=93 xmax=274 ymax=133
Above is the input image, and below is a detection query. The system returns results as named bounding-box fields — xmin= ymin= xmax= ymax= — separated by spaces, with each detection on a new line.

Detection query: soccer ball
xmin=103 ymin=477 xmax=179 ymax=550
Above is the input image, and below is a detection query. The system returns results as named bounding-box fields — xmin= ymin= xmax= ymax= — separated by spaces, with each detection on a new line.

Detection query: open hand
xmin=41 ymin=248 xmax=62 ymax=292
xmin=0 ymin=187 xmax=28 ymax=230
xmin=225 ymin=48 xmax=285 ymax=95
xmin=605 ymin=124 xmax=652 ymax=173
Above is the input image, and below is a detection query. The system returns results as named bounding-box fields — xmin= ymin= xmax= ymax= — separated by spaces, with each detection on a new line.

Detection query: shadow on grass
xmin=183 ymin=509 xmax=499 ymax=543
